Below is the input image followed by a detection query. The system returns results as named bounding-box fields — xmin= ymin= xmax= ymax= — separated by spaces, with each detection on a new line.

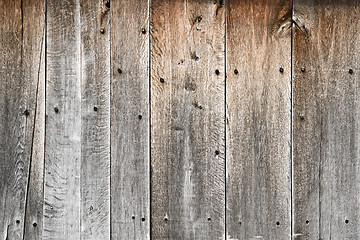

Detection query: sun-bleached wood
xmin=226 ymin=1 xmax=292 ymax=239
xmin=151 ymin=0 xmax=226 ymax=238
xmin=293 ymin=1 xmax=360 ymax=239
xmin=111 ymin=0 xmax=150 ymax=239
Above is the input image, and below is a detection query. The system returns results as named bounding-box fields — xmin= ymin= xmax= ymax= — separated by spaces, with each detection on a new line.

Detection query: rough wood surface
xmin=110 ymin=0 xmax=150 ymax=239
xmin=44 ymin=0 xmax=82 ymax=238
xmin=0 ymin=0 xmax=45 ymax=239
xmin=293 ymin=1 xmax=360 ymax=239
xmin=151 ymin=0 xmax=225 ymax=239
xmin=226 ymin=1 xmax=292 ymax=239
xmin=80 ymin=0 xmax=110 ymax=239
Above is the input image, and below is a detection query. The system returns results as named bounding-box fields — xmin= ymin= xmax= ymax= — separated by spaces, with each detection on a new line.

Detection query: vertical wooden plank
xmin=44 ymin=0 xmax=82 ymax=238
xmin=0 ymin=0 xmax=45 ymax=239
xmin=293 ymin=1 xmax=360 ymax=239
xmin=111 ymin=0 xmax=150 ymax=239
xmin=226 ymin=1 xmax=292 ymax=239
xmin=80 ymin=0 xmax=110 ymax=239
xmin=151 ymin=0 xmax=225 ymax=239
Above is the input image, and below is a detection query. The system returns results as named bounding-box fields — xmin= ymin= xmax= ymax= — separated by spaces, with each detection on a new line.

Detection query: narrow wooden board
xmin=293 ymin=1 xmax=360 ymax=239
xmin=44 ymin=0 xmax=82 ymax=238
xmin=226 ymin=1 xmax=292 ymax=239
xmin=151 ymin=0 xmax=225 ymax=238
xmin=0 ymin=0 xmax=45 ymax=239
xmin=110 ymin=0 xmax=150 ymax=239
xmin=80 ymin=0 xmax=111 ymax=239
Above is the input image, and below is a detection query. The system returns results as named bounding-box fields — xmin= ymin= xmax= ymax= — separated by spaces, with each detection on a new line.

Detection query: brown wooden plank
xmin=110 ymin=0 xmax=150 ymax=239
xmin=226 ymin=1 xmax=292 ymax=239
xmin=44 ymin=0 xmax=82 ymax=238
xmin=80 ymin=0 xmax=111 ymax=239
xmin=151 ymin=0 xmax=225 ymax=238
xmin=0 ymin=0 xmax=45 ymax=239
xmin=293 ymin=1 xmax=360 ymax=239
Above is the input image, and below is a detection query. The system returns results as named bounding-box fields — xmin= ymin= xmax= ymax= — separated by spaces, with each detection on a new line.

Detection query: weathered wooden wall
xmin=0 ymin=0 xmax=359 ymax=239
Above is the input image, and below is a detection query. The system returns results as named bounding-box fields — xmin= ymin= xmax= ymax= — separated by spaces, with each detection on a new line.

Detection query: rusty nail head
xmin=100 ymin=28 xmax=105 ymax=34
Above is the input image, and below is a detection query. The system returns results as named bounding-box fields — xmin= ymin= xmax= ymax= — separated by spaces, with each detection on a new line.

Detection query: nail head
xmin=100 ymin=28 xmax=105 ymax=34
xmin=279 ymin=67 xmax=284 ymax=73
xmin=349 ymin=69 xmax=353 ymax=74
xmin=215 ymin=69 xmax=220 ymax=75
xmin=160 ymin=78 xmax=165 ymax=83
xmin=234 ymin=69 xmax=239 ymax=74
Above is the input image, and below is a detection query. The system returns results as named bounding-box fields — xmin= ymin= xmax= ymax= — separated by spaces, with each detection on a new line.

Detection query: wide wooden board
xmin=151 ymin=0 xmax=226 ymax=238
xmin=293 ymin=1 xmax=360 ymax=239
xmin=226 ymin=1 xmax=292 ymax=239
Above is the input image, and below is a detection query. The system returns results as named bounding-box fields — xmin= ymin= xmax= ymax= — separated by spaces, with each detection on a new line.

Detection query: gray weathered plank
xmin=151 ymin=0 xmax=225 ymax=239
xmin=22 ymin=0 xmax=46 ymax=239
xmin=110 ymin=0 xmax=150 ymax=239
xmin=0 ymin=0 xmax=45 ymax=239
xmin=293 ymin=1 xmax=360 ymax=239
xmin=226 ymin=1 xmax=292 ymax=239
xmin=80 ymin=0 xmax=111 ymax=239
xmin=44 ymin=0 xmax=82 ymax=238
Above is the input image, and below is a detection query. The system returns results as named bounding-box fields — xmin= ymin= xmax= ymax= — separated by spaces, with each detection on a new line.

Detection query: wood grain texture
xmin=151 ymin=0 xmax=225 ymax=239
xmin=293 ymin=1 xmax=360 ymax=239
xmin=0 ymin=0 xmax=45 ymax=239
xmin=80 ymin=0 xmax=110 ymax=239
xmin=44 ymin=0 xmax=82 ymax=238
xmin=226 ymin=1 xmax=292 ymax=239
xmin=110 ymin=0 xmax=150 ymax=239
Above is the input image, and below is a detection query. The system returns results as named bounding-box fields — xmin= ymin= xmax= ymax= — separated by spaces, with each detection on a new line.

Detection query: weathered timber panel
xmin=151 ymin=0 xmax=226 ymax=239
xmin=80 ymin=0 xmax=111 ymax=239
xmin=111 ymin=0 xmax=150 ymax=239
xmin=0 ymin=0 xmax=45 ymax=239
xmin=293 ymin=1 xmax=360 ymax=239
xmin=44 ymin=0 xmax=82 ymax=238
xmin=226 ymin=1 xmax=292 ymax=239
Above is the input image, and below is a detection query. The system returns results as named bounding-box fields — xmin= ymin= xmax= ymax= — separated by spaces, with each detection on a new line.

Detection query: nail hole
xmin=215 ymin=69 xmax=220 ymax=75
xmin=100 ymin=28 xmax=105 ymax=34
xmin=299 ymin=113 xmax=305 ymax=120
xmin=54 ymin=107 xmax=59 ymax=113
xmin=349 ymin=69 xmax=353 ymax=74
xmin=215 ymin=150 xmax=220 ymax=155
xmin=164 ymin=217 xmax=168 ymax=222
xmin=33 ymin=222 xmax=37 ymax=227
xmin=276 ymin=221 xmax=280 ymax=226
xmin=105 ymin=1 xmax=110 ymax=8
xmin=301 ymin=67 xmax=306 ymax=72
xmin=23 ymin=110 xmax=30 ymax=116
xmin=239 ymin=221 xmax=242 ymax=225
xmin=117 ymin=68 xmax=122 ymax=74
xmin=141 ymin=28 xmax=146 ymax=34
xmin=279 ymin=67 xmax=284 ymax=73
xmin=207 ymin=217 xmax=211 ymax=221
xmin=132 ymin=216 xmax=135 ymax=220
xmin=306 ymin=220 xmax=309 ymax=224
xmin=141 ymin=217 xmax=145 ymax=222
xmin=16 ymin=220 xmax=20 ymax=224
xmin=234 ymin=69 xmax=239 ymax=74
xmin=160 ymin=78 xmax=165 ymax=83
xmin=93 ymin=106 xmax=98 ymax=112
xmin=138 ymin=115 xmax=142 ymax=120
xmin=345 ymin=219 xmax=349 ymax=224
